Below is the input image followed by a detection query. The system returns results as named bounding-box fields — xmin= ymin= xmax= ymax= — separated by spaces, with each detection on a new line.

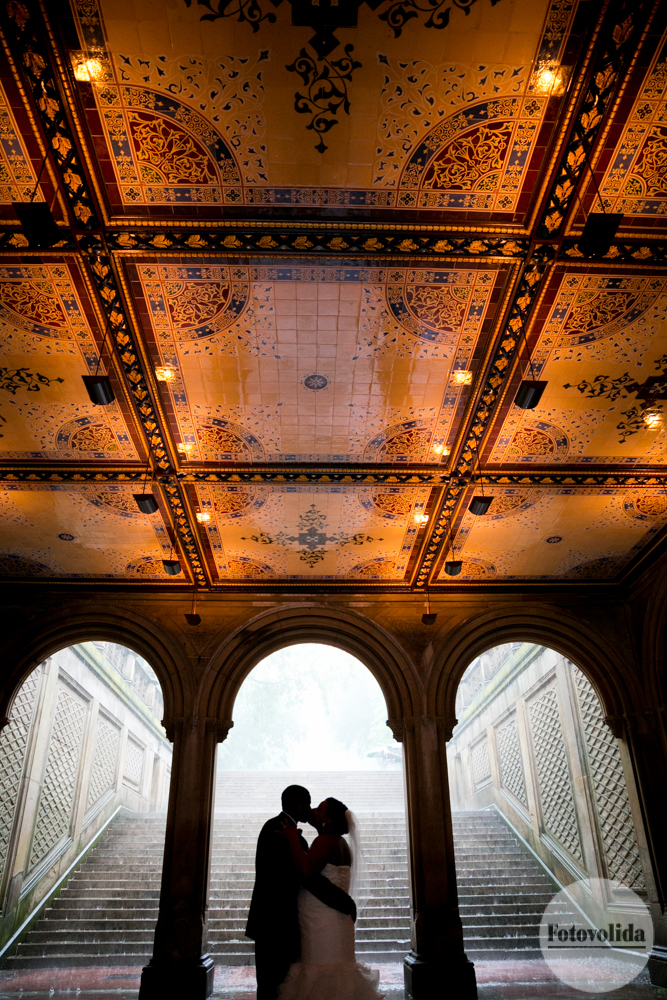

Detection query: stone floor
xmin=0 ymin=962 xmax=664 ymax=999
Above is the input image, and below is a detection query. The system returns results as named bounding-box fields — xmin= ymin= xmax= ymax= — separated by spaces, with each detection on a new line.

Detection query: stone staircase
xmin=4 ymin=771 xmax=410 ymax=969
xmin=4 ymin=812 xmax=165 ymax=969
xmin=4 ymin=786 xmax=562 ymax=968
xmin=453 ymin=809 xmax=561 ymax=960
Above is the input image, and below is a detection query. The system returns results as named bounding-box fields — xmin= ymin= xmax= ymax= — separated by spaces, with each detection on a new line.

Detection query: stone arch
xmin=639 ymin=555 xmax=667 ymax=712
xmin=0 ymin=605 xmax=188 ymax=730
xmin=426 ymin=604 xmax=637 ymax=737
xmin=202 ymin=604 xmax=419 ymax=735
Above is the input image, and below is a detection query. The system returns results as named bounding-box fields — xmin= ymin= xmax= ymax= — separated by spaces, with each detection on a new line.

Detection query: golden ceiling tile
xmin=490 ymin=268 xmax=667 ymax=467
xmin=0 ymin=80 xmax=41 ymax=205
xmin=579 ymin=31 xmax=667 ymax=234
xmin=129 ymin=259 xmax=506 ymax=464
xmin=0 ymin=262 xmax=140 ymax=462
xmin=439 ymin=486 xmax=667 ymax=582
xmin=194 ymin=481 xmax=431 ymax=580
xmin=0 ymin=484 xmax=171 ymax=579
xmin=70 ymin=0 xmax=571 ymax=222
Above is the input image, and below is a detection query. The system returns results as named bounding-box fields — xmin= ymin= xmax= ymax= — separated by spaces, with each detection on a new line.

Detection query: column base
xmin=139 ymin=955 xmax=214 ymax=999
xmin=404 ymin=951 xmax=477 ymax=999
xmin=649 ymin=946 xmax=667 ymax=988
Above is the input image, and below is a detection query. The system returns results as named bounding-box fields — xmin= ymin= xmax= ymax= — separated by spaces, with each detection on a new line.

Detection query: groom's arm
xmin=302 ymin=873 xmax=357 ymax=922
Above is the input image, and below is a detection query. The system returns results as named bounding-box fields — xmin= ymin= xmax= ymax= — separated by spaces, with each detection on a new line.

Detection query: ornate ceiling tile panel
xmin=0 ymin=260 xmax=142 ymax=462
xmin=569 ymin=15 xmax=667 ymax=237
xmin=68 ymin=0 xmax=576 ymax=224
xmin=488 ymin=266 xmax=667 ymax=467
xmin=0 ymin=78 xmax=41 ymax=207
xmin=436 ymin=485 xmax=667 ymax=582
xmin=0 ymin=484 xmax=173 ymax=580
xmin=125 ymin=258 xmax=510 ymax=465
xmin=193 ymin=481 xmax=432 ymax=581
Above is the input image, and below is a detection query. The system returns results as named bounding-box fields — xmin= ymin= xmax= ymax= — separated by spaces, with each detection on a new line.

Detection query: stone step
xmin=6 ymin=792 xmax=561 ymax=968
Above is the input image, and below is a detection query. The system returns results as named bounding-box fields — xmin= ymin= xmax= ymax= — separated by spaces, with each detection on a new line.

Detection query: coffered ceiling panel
xmin=569 ymin=17 xmax=667 ymax=237
xmin=69 ymin=0 xmax=578 ymax=225
xmin=488 ymin=265 xmax=667 ymax=467
xmin=0 ymin=260 xmax=143 ymax=462
xmin=0 ymin=0 xmax=664 ymax=590
xmin=193 ymin=482 xmax=432 ymax=581
xmin=436 ymin=485 xmax=667 ymax=582
xmin=125 ymin=258 xmax=511 ymax=463
xmin=0 ymin=484 xmax=174 ymax=579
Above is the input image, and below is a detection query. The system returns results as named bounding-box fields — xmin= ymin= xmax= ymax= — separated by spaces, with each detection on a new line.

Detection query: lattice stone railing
xmin=30 ymin=685 xmax=87 ymax=868
xmin=573 ymin=668 xmax=645 ymax=889
xmin=0 ymin=671 xmax=39 ymax=884
xmin=528 ymin=685 xmax=583 ymax=862
xmin=87 ymin=715 xmax=121 ymax=809
xmin=496 ymin=716 xmax=527 ymax=808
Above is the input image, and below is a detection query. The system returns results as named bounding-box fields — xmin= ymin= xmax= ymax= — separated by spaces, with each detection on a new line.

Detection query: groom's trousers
xmin=254 ymin=939 xmax=292 ymax=1000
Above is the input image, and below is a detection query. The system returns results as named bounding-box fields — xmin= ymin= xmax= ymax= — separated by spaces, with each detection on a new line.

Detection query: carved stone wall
xmin=87 ymin=715 xmax=121 ymax=810
xmin=448 ymin=644 xmax=648 ymax=894
xmin=496 ymin=715 xmax=527 ymax=808
xmin=0 ymin=669 xmax=39 ymax=887
xmin=0 ymin=643 xmax=172 ymax=952
xmin=573 ymin=667 xmax=645 ymax=890
xmin=29 ymin=684 xmax=87 ymax=868
xmin=528 ymin=683 xmax=583 ymax=863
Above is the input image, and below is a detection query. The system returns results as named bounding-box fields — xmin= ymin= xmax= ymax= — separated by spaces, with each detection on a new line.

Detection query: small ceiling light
xmin=451 ymin=370 xmax=473 ymax=386
xmin=644 ymin=408 xmax=662 ymax=429
xmin=155 ymin=367 xmax=176 ymax=382
xmin=70 ymin=51 xmax=105 ymax=82
xmin=185 ymin=613 xmax=201 ymax=626
xmin=196 ymin=511 xmax=211 ymax=523
xmin=162 ymin=559 xmax=181 ymax=576
xmin=514 ymin=380 xmax=547 ymax=410
xmin=444 ymin=560 xmax=462 ymax=577
xmin=13 ymin=203 xmax=61 ymax=249
xmin=546 ymin=536 xmax=562 ymax=544
xmin=579 ymin=212 xmax=623 ymax=258
xmin=82 ymin=374 xmax=115 ymax=405
xmin=413 ymin=513 xmax=429 ymax=524
xmin=134 ymin=493 xmax=158 ymax=515
xmin=469 ymin=496 xmax=493 ymax=516
xmin=58 ymin=533 xmax=75 ymax=541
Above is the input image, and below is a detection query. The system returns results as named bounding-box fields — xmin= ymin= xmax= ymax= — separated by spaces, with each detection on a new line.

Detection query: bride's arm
xmin=283 ymin=827 xmax=330 ymax=878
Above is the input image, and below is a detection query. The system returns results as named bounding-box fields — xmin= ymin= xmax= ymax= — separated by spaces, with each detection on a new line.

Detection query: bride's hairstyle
xmin=324 ymin=797 xmax=349 ymax=835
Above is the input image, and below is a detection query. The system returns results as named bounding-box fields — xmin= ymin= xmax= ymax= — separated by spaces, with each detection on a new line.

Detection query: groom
xmin=246 ymin=784 xmax=356 ymax=1000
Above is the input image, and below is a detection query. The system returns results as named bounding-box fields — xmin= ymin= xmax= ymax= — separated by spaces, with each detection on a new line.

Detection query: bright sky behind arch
xmin=218 ymin=643 xmax=401 ymax=771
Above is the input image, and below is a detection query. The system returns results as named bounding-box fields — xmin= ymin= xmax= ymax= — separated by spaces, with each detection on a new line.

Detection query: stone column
xmin=611 ymin=711 xmax=667 ymax=988
xmin=139 ymin=716 xmax=232 ymax=1000
xmin=391 ymin=715 xmax=477 ymax=1000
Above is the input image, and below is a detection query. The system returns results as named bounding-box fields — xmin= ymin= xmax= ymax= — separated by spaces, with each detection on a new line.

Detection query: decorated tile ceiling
xmin=0 ymin=0 xmax=666 ymax=589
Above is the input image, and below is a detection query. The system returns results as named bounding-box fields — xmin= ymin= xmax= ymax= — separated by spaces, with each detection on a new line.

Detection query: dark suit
xmin=246 ymin=812 xmax=356 ymax=1000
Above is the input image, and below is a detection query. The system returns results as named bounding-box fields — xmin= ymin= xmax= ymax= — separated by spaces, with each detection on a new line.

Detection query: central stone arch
xmin=202 ymin=604 xmax=420 ymax=732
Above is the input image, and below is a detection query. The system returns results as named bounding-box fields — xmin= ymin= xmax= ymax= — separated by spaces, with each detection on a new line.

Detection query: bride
xmin=278 ymin=797 xmax=385 ymax=1000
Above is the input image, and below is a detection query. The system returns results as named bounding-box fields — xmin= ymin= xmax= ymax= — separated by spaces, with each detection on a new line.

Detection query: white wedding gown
xmin=277 ymin=863 xmax=385 ymax=1000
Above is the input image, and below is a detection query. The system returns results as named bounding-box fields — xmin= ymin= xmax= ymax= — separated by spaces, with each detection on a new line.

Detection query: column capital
xmin=387 ymin=716 xmax=415 ymax=743
xmin=605 ymin=707 xmax=666 ymax=738
xmin=205 ymin=718 xmax=234 ymax=743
